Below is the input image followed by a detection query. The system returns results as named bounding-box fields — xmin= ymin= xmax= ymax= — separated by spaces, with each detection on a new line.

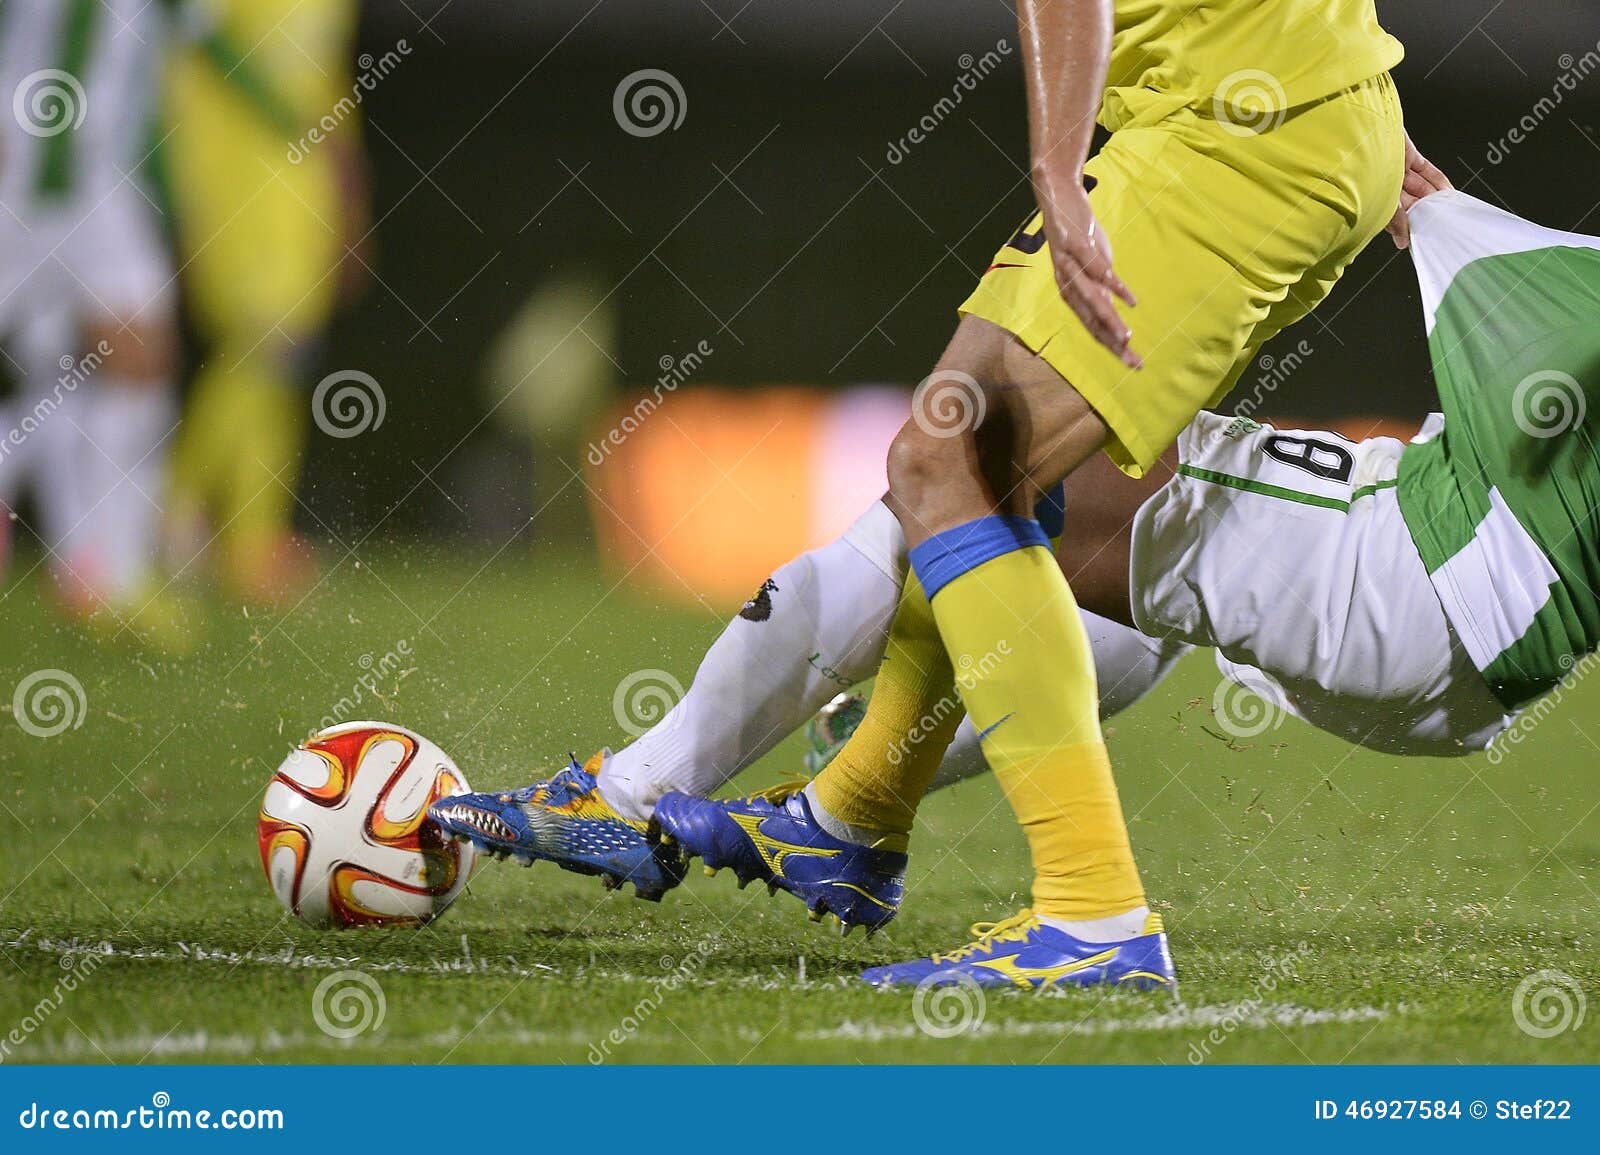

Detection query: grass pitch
xmin=1 ymin=548 xmax=1596 ymax=1064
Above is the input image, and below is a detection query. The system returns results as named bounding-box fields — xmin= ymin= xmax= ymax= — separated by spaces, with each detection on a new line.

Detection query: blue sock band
xmin=909 ymin=515 xmax=1050 ymax=600
xmin=1033 ymin=482 xmax=1066 ymax=539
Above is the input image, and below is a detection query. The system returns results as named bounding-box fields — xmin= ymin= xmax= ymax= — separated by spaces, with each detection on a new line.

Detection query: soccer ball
xmin=257 ymin=721 xmax=477 ymax=928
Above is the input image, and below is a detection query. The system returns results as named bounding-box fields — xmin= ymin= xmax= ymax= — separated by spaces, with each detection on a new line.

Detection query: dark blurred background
xmin=297 ymin=2 xmax=1597 ymax=538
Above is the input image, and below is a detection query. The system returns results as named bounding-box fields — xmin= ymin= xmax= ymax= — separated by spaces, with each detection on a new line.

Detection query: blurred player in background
xmin=162 ymin=0 xmax=369 ymax=604
xmin=0 ymin=0 xmax=183 ymax=643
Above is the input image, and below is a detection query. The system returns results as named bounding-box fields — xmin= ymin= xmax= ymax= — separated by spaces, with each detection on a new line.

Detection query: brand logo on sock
xmin=738 ymin=578 xmax=778 ymax=622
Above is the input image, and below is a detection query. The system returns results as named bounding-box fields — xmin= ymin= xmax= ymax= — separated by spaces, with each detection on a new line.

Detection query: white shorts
xmin=1130 ymin=413 xmax=1512 ymax=756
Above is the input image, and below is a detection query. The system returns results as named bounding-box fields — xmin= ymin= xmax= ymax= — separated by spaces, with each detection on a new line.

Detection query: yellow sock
xmin=810 ymin=571 xmax=960 ymax=845
xmin=913 ymin=520 xmax=1145 ymax=921
xmin=171 ymin=352 xmax=306 ymax=559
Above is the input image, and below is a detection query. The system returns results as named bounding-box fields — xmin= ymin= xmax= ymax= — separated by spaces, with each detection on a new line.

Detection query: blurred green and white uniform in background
xmin=0 ymin=0 xmax=178 ymax=612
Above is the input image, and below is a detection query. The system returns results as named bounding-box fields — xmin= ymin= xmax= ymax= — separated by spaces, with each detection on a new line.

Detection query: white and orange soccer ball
xmin=257 ymin=721 xmax=476 ymax=928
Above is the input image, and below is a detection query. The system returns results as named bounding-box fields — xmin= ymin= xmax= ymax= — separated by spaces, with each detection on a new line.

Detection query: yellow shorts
xmin=164 ymin=53 xmax=344 ymax=343
xmin=960 ymin=73 xmax=1406 ymax=476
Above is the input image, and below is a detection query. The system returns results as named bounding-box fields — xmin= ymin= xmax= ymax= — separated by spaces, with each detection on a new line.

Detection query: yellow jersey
xmin=187 ymin=0 xmax=359 ymax=124
xmin=1104 ymin=1 xmax=1403 ymax=127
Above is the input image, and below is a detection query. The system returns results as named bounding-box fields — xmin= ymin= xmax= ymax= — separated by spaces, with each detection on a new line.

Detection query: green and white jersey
xmin=1398 ymin=192 xmax=1600 ymax=710
xmin=0 ymin=0 xmax=169 ymax=206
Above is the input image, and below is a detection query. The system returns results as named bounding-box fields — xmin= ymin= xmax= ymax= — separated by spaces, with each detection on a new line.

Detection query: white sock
xmin=599 ymin=500 xmax=906 ymax=822
xmin=927 ymin=611 xmax=1192 ymax=791
xmin=78 ymin=382 xmax=176 ymax=599
xmin=1036 ymin=906 xmax=1152 ymax=943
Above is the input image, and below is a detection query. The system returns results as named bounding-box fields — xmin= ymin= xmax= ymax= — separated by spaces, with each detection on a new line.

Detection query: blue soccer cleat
xmin=860 ymin=908 xmax=1176 ymax=991
xmin=652 ymin=784 xmax=906 ymax=932
xmin=428 ymin=752 xmax=684 ymax=900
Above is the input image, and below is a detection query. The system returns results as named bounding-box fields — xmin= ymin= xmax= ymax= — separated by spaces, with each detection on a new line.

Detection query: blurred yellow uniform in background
xmin=165 ymin=0 xmax=365 ymax=600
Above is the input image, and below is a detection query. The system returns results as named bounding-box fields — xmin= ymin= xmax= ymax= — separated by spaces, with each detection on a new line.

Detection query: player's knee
xmin=885 ymin=418 xmax=973 ymax=527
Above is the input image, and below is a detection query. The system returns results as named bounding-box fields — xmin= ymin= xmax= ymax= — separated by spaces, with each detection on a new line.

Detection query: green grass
xmin=1 ymin=547 xmax=1596 ymax=1064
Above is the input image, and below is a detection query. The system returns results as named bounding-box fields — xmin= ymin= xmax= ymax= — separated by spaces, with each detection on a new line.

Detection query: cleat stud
xmin=767 ymin=881 xmax=780 ymax=897
xmin=837 ymin=921 xmax=850 ymax=938
xmin=736 ymin=876 xmax=752 ymax=890
xmin=636 ymin=886 xmax=665 ymax=903
xmin=703 ymin=866 xmax=720 ymax=878
xmin=601 ymin=874 xmax=622 ymax=890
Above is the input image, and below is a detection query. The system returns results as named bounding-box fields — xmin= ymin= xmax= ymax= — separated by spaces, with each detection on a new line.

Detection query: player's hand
xmin=1386 ymin=135 xmax=1452 ymax=250
xmin=1038 ymin=176 xmax=1142 ymax=369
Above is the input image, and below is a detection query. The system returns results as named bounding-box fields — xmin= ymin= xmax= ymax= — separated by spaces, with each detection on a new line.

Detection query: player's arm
xmin=1385 ymin=134 xmax=1453 ymax=249
xmin=1019 ymin=0 xmax=1140 ymax=368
